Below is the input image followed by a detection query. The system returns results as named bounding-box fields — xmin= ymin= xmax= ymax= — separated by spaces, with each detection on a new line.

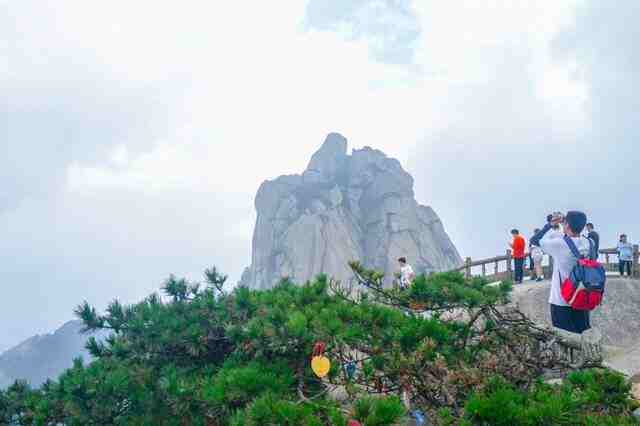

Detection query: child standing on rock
xmin=398 ymin=257 xmax=415 ymax=290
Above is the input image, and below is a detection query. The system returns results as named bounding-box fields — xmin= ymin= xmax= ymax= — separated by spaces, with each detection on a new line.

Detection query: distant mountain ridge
xmin=241 ymin=133 xmax=462 ymax=289
xmin=0 ymin=320 xmax=104 ymax=389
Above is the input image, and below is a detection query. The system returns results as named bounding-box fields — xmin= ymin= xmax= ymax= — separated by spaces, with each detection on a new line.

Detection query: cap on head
xmin=398 ymin=257 xmax=407 ymax=264
xmin=565 ymin=211 xmax=587 ymax=234
xmin=511 ymin=229 xmax=519 ymax=235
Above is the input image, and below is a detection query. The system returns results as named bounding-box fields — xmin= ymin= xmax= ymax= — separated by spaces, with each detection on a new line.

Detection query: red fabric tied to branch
xmin=312 ymin=341 xmax=326 ymax=357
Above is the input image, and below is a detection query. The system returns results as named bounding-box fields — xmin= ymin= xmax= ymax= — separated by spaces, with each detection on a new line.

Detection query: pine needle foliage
xmin=0 ymin=266 xmax=637 ymax=425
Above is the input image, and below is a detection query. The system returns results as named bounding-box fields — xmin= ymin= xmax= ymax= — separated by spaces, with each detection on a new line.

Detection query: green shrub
xmin=353 ymin=396 xmax=406 ymax=426
xmin=462 ymin=370 xmax=639 ymax=426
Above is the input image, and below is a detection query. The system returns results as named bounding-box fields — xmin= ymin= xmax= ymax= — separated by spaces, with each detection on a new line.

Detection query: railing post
xmin=633 ymin=245 xmax=639 ymax=278
xmin=494 ymin=260 xmax=499 ymax=277
xmin=481 ymin=263 xmax=486 ymax=277
xmin=605 ymin=253 xmax=610 ymax=272
xmin=506 ymin=250 xmax=512 ymax=281
xmin=464 ymin=257 xmax=472 ymax=279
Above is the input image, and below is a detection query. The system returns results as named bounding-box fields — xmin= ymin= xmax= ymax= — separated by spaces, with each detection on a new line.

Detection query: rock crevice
xmin=240 ymin=133 xmax=462 ymax=289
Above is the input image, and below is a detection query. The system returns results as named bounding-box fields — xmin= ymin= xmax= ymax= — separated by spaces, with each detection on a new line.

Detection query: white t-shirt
xmin=539 ymin=234 xmax=591 ymax=306
xmin=530 ymin=245 xmax=544 ymax=259
xmin=400 ymin=265 xmax=415 ymax=286
xmin=548 ymin=229 xmax=564 ymax=240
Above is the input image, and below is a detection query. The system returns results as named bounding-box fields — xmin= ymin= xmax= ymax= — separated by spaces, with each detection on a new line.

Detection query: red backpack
xmin=560 ymin=236 xmax=606 ymax=311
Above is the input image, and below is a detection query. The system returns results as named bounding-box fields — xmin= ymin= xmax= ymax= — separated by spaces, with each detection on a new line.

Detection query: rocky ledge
xmin=510 ymin=277 xmax=640 ymax=378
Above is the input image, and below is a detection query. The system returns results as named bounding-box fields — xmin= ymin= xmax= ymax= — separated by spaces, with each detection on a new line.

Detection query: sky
xmin=1 ymin=0 xmax=638 ymax=352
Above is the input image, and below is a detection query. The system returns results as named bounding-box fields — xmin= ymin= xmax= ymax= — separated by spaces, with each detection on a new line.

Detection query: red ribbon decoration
xmin=312 ymin=341 xmax=326 ymax=357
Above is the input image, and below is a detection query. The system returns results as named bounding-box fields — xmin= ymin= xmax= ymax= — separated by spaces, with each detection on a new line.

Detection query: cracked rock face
xmin=240 ymin=133 xmax=462 ymax=289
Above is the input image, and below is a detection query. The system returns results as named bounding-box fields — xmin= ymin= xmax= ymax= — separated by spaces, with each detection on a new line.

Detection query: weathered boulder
xmin=240 ymin=133 xmax=462 ymax=289
xmin=510 ymin=278 xmax=640 ymax=377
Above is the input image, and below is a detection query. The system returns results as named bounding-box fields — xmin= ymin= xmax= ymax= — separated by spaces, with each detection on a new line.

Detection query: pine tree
xmin=1 ymin=265 xmax=638 ymax=425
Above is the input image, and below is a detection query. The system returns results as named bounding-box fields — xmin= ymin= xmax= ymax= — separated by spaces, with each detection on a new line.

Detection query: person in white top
xmin=529 ymin=228 xmax=545 ymax=282
xmin=530 ymin=211 xmax=592 ymax=334
xmin=398 ymin=257 xmax=415 ymax=290
xmin=548 ymin=224 xmax=564 ymax=240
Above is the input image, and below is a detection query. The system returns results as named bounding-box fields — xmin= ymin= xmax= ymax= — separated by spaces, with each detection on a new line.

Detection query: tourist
xmin=529 ymin=228 xmax=544 ymax=282
xmin=528 ymin=244 xmax=535 ymax=279
xmin=398 ymin=257 xmax=415 ymax=290
xmin=548 ymin=223 xmax=563 ymax=239
xmin=509 ymin=229 xmax=526 ymax=284
xmin=585 ymin=223 xmax=600 ymax=260
xmin=617 ymin=234 xmax=634 ymax=277
xmin=530 ymin=212 xmax=592 ymax=334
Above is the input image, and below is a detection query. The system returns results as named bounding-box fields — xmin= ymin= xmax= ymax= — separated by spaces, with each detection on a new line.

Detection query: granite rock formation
xmin=240 ymin=133 xmax=462 ymax=289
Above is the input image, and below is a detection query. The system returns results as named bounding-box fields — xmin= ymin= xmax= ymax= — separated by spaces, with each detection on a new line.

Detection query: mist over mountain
xmin=0 ymin=320 xmax=105 ymax=389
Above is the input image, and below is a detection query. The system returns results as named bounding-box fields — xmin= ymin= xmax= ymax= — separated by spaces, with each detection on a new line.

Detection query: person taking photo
xmin=530 ymin=211 xmax=593 ymax=334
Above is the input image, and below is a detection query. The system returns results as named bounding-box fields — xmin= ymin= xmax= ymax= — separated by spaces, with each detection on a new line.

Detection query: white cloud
xmin=2 ymin=0 xmax=638 ymax=351
xmin=304 ymin=0 xmax=421 ymax=63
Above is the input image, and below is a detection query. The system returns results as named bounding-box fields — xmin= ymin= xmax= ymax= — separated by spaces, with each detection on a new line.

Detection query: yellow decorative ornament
xmin=311 ymin=355 xmax=331 ymax=378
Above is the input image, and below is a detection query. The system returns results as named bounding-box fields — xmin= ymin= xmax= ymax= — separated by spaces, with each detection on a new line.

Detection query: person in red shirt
xmin=510 ymin=229 xmax=526 ymax=284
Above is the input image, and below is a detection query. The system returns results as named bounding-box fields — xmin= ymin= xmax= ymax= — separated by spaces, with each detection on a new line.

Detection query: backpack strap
xmin=563 ymin=235 xmax=584 ymax=259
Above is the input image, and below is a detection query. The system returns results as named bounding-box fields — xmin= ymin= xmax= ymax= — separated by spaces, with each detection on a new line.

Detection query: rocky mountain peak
xmin=240 ymin=134 xmax=461 ymax=289
xmin=303 ymin=132 xmax=348 ymax=184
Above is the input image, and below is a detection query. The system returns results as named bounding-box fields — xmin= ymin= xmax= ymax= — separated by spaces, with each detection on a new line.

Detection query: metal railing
xmin=452 ymin=245 xmax=640 ymax=281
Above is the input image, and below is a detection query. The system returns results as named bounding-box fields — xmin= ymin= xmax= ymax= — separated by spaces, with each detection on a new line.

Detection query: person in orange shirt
xmin=510 ymin=229 xmax=526 ymax=284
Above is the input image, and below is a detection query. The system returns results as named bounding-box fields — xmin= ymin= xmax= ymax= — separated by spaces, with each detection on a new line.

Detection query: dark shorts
xmin=550 ymin=304 xmax=591 ymax=334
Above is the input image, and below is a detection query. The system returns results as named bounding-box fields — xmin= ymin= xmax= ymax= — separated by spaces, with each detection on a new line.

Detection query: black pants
xmin=550 ymin=304 xmax=590 ymax=334
xmin=619 ymin=260 xmax=633 ymax=276
xmin=514 ymin=258 xmax=525 ymax=283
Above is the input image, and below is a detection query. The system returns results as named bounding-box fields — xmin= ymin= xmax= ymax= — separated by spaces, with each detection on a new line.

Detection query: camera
xmin=547 ymin=212 xmax=564 ymax=223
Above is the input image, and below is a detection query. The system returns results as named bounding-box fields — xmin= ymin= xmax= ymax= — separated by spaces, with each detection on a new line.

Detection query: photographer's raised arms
xmin=529 ymin=212 xmax=606 ymax=334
